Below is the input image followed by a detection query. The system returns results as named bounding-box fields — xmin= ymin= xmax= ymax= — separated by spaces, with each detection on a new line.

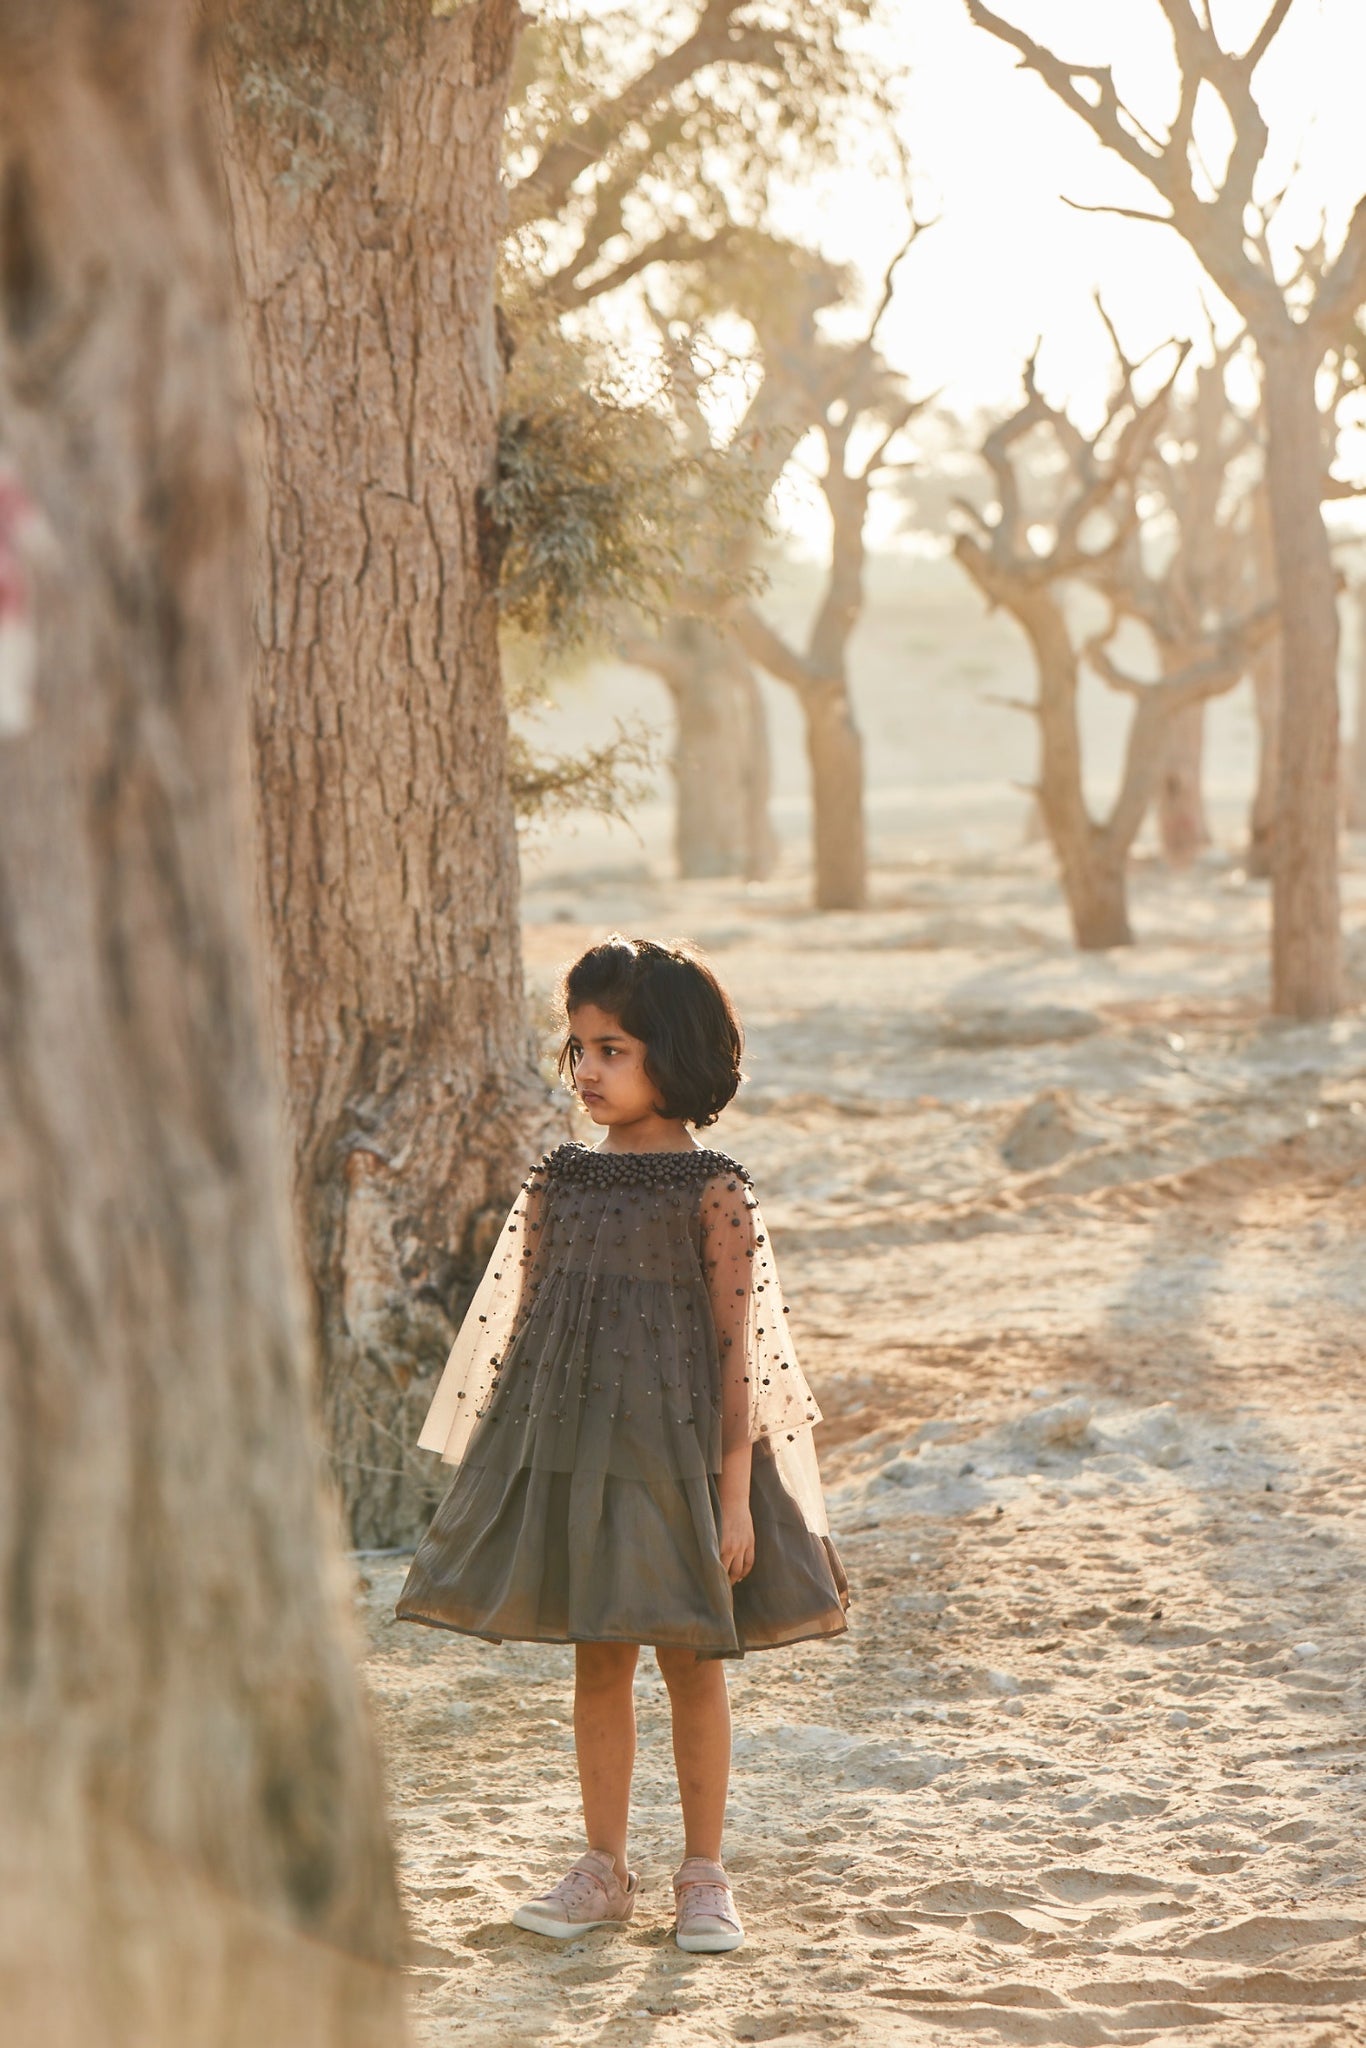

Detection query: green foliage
xmin=491 ymin=332 xmax=769 ymax=660
xmin=506 ymin=719 xmax=656 ymax=829
xmin=507 ymin=1 xmax=903 ymax=282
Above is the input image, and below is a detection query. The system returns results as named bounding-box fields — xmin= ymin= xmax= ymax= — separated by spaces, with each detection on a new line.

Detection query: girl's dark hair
xmin=555 ymin=935 xmax=744 ymax=1128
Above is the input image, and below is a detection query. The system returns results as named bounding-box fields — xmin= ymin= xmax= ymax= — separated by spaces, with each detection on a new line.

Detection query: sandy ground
xmin=353 ymin=826 xmax=1366 ymax=2048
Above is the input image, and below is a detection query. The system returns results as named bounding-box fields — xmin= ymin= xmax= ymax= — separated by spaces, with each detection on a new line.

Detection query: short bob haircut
xmin=555 ymin=935 xmax=744 ymax=1129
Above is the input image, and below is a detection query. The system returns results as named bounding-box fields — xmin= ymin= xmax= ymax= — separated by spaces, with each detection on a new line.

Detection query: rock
xmin=1000 ymin=1697 xmax=1025 ymax=1718
xmin=1293 ymin=1641 xmax=1321 ymax=1660
xmin=1090 ymin=1402 xmax=1185 ymax=1469
xmin=1009 ymin=1393 xmax=1093 ymax=1451
xmin=1167 ymin=1709 xmax=1192 ymax=1729
xmin=986 ymin=1669 xmax=1021 ymax=1696
xmin=1000 ymin=1089 xmax=1099 ymax=1170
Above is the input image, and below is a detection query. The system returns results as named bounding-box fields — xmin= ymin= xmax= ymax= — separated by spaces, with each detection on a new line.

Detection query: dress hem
xmin=393 ymin=1603 xmax=849 ymax=1661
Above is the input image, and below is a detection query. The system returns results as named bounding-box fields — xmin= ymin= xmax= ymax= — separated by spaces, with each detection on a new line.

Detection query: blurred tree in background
xmin=499 ymin=0 xmax=908 ymax=886
xmin=966 ymin=0 xmax=1366 ymax=1014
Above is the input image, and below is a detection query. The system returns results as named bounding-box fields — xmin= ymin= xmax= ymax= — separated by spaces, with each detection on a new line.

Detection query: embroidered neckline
xmin=537 ymin=1142 xmax=750 ymax=1187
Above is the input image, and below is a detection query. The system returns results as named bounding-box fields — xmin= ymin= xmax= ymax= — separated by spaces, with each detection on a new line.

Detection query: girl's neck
xmin=594 ymin=1115 xmax=697 ymax=1157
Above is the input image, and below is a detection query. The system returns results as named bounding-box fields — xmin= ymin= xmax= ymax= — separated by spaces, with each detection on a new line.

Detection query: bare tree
xmin=508 ymin=2 xmax=892 ymax=309
xmin=505 ymin=5 xmax=900 ymax=879
xmin=1093 ymin=326 xmax=1262 ymax=864
xmin=955 ymin=350 xmax=1274 ymax=947
xmin=216 ymin=2 xmax=545 ymax=1547
xmin=0 ymin=6 xmax=405 ymax=2043
xmin=965 ymin=0 xmax=1366 ymax=1012
xmin=727 ymin=254 xmax=924 ymax=910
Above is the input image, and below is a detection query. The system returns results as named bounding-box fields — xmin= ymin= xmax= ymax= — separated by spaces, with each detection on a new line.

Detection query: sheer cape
xmin=417 ymin=1144 xmax=832 ymax=1537
xmin=400 ymin=1142 xmax=848 ymax=1657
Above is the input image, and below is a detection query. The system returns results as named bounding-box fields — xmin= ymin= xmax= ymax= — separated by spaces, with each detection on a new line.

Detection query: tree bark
xmin=1155 ymin=698 xmax=1210 ymax=865
xmin=217 ymin=0 xmax=544 ymax=1546
xmin=804 ymin=679 xmax=867 ymax=911
xmin=0 ymin=9 xmax=406 ymax=2045
xmin=1259 ymin=334 xmax=1343 ymax=1017
xmin=1247 ymin=639 xmax=1281 ymax=879
xmin=1062 ymin=839 xmax=1132 ymax=950
xmin=637 ymin=620 xmax=776 ymax=880
xmin=1344 ymin=587 xmax=1366 ymax=831
xmin=956 ymin=543 xmax=1135 ymax=949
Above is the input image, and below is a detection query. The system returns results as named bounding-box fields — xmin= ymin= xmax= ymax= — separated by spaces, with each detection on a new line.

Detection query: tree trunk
xmin=803 ymin=678 xmax=867 ymax=910
xmin=1022 ymin=589 xmax=1133 ymax=948
xmin=1246 ymin=640 xmax=1281 ymax=879
xmin=738 ymin=658 xmax=779 ymax=881
xmin=1258 ymin=334 xmax=1343 ymax=1017
xmin=661 ymin=620 xmax=776 ymax=881
xmin=0 ymin=10 xmax=406 ymax=2045
xmin=1061 ymin=838 xmax=1132 ymax=949
xmin=217 ymin=0 xmax=543 ymax=1547
xmin=1345 ymin=587 xmax=1366 ymax=831
xmin=1155 ymin=698 xmax=1210 ymax=866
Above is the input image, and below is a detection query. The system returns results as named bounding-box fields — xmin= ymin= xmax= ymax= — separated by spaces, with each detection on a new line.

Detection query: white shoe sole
xmin=512 ymin=1903 xmax=631 ymax=1938
xmin=676 ymin=1924 xmax=744 ymax=1953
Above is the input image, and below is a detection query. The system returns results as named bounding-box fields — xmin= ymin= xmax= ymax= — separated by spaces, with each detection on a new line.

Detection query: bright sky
xmin=796 ymin=0 xmax=1366 ymax=419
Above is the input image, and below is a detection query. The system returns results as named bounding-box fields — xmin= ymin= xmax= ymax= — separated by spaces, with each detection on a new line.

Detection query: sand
xmin=352 ymin=824 xmax=1366 ymax=2047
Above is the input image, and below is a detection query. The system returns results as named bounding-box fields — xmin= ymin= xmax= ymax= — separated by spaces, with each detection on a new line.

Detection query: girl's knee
xmin=575 ymin=1642 xmax=638 ymax=1694
xmin=656 ymin=1646 xmax=725 ymax=1694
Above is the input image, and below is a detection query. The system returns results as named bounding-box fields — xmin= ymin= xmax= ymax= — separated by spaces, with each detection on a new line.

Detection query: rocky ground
xmin=355 ymin=844 xmax=1366 ymax=2047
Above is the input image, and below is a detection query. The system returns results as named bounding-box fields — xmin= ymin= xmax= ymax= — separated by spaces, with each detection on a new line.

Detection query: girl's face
xmin=566 ymin=1003 xmax=667 ymax=1132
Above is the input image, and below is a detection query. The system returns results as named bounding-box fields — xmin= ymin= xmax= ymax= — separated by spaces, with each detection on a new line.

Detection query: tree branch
xmin=1062 ymin=196 xmax=1175 ymax=229
xmin=731 ymin=602 xmax=823 ymax=694
xmin=1245 ymin=0 xmax=1296 ymax=74
xmin=617 ymin=631 xmax=694 ymax=692
xmin=1086 ymin=600 xmax=1279 ymax=712
xmin=1311 ymin=195 xmax=1366 ymax=342
xmin=551 ymin=226 xmax=735 ymax=310
xmin=963 ymin=1 xmax=1165 ymax=183
xmin=513 ymin=0 xmax=764 ymax=225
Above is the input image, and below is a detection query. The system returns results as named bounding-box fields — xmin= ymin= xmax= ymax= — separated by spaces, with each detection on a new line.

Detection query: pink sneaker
xmin=511 ymin=1849 xmax=638 ymax=1938
xmin=673 ymin=1856 xmax=745 ymax=1953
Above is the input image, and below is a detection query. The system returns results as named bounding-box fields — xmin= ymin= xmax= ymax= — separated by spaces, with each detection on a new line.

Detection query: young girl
xmin=397 ymin=935 xmax=848 ymax=1953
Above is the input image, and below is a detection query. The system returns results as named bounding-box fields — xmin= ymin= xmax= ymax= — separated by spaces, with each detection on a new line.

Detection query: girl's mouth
xmin=580 ymin=1089 xmax=604 ymax=1104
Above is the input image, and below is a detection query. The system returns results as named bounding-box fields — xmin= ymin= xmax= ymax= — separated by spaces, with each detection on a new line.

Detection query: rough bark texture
xmin=1155 ymin=697 xmax=1210 ymax=866
xmin=1260 ymin=337 xmax=1343 ymax=1015
xmin=1247 ymin=641 xmax=1282 ymax=879
xmin=976 ymin=573 xmax=1133 ymax=950
xmin=735 ymin=465 xmax=876 ymax=911
xmin=805 ymin=679 xmax=868 ymax=912
xmin=0 ymin=9 xmax=407 ymax=2045
xmin=625 ymin=619 xmax=777 ymax=881
xmin=1346 ymin=588 xmax=1366 ymax=832
xmin=217 ymin=0 xmax=544 ymax=1546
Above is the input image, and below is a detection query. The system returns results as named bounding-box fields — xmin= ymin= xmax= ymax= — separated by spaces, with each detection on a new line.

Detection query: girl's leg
xmin=574 ymin=1642 xmax=639 ymax=1875
xmin=655 ymin=1646 xmax=731 ymax=1862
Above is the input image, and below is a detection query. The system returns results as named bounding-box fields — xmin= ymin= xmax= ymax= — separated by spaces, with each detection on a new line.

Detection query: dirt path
xmin=357 ymin=857 xmax=1366 ymax=2046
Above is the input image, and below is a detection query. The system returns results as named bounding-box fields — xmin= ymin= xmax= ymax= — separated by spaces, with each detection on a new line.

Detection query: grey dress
xmin=395 ymin=1143 xmax=849 ymax=1659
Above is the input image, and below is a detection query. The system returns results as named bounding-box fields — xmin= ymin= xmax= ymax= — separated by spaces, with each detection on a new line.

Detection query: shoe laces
xmin=676 ymin=1872 xmax=738 ymax=1928
xmin=543 ymin=1860 xmax=613 ymax=1912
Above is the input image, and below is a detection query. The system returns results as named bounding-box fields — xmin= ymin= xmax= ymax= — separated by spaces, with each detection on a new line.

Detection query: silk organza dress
xmin=396 ymin=1143 xmax=849 ymax=1659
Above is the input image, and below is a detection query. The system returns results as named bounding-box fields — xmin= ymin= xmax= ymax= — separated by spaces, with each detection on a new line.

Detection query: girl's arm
xmin=700 ymin=1172 xmax=757 ymax=1584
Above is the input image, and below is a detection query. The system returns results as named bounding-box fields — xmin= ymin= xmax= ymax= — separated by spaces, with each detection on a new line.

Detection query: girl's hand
xmin=719 ymin=1490 xmax=755 ymax=1584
